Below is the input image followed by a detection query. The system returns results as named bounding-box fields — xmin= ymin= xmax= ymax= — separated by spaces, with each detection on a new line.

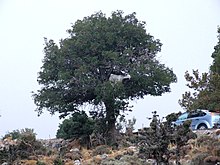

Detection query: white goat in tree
xmin=109 ymin=73 xmax=131 ymax=83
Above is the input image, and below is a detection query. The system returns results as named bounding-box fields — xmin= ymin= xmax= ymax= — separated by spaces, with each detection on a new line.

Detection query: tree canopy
xmin=33 ymin=11 xmax=177 ymax=142
xmin=179 ymin=27 xmax=220 ymax=111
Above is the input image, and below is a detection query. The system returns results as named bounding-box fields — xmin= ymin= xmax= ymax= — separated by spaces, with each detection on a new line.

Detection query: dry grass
xmin=20 ymin=160 xmax=37 ymax=165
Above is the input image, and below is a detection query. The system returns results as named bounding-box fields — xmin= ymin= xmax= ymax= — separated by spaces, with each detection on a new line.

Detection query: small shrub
xmin=204 ymin=156 xmax=220 ymax=164
xmin=20 ymin=128 xmax=37 ymax=142
xmin=118 ymin=155 xmax=146 ymax=165
xmin=0 ymin=128 xmax=46 ymax=164
xmin=101 ymin=155 xmax=146 ymax=165
xmin=100 ymin=158 xmax=117 ymax=165
xmin=3 ymin=130 xmax=20 ymax=140
xmin=92 ymin=145 xmax=111 ymax=156
xmin=189 ymin=148 xmax=202 ymax=156
xmin=0 ymin=149 xmax=8 ymax=164
xmin=213 ymin=145 xmax=220 ymax=157
xmin=53 ymin=157 xmax=64 ymax=165
xmin=126 ymin=134 xmax=138 ymax=144
xmin=191 ymin=152 xmax=210 ymax=165
xmin=36 ymin=161 xmax=47 ymax=165
xmin=197 ymin=135 xmax=216 ymax=147
xmin=46 ymin=149 xmax=54 ymax=156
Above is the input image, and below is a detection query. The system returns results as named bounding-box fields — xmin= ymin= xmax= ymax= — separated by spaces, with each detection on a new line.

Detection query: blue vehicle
xmin=174 ymin=109 xmax=220 ymax=130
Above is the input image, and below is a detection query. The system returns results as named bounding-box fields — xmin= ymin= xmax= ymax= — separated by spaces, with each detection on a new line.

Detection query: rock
xmin=128 ymin=146 xmax=137 ymax=152
xmin=28 ymin=155 xmax=38 ymax=160
xmin=126 ymin=146 xmax=137 ymax=155
xmin=1 ymin=163 xmax=8 ymax=165
xmin=101 ymin=153 xmax=108 ymax=159
xmin=214 ymin=129 xmax=220 ymax=139
xmin=74 ymin=159 xmax=81 ymax=165
xmin=70 ymin=147 xmax=80 ymax=153
xmin=146 ymin=158 xmax=156 ymax=164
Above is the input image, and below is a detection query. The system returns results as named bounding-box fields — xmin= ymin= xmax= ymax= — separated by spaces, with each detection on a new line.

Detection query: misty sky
xmin=0 ymin=0 xmax=220 ymax=139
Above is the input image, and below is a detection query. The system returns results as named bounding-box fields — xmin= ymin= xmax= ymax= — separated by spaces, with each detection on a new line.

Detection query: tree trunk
xmin=104 ymin=100 xmax=117 ymax=146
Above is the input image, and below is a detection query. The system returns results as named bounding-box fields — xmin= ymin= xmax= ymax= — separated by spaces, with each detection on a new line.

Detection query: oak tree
xmin=33 ymin=11 xmax=177 ymax=143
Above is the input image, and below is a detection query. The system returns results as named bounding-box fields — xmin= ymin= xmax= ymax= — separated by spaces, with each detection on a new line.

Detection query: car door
xmin=187 ymin=110 xmax=207 ymax=129
xmin=175 ymin=112 xmax=188 ymax=125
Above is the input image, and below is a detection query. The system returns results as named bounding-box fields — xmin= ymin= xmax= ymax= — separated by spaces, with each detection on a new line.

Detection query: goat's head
xmin=123 ymin=74 xmax=131 ymax=79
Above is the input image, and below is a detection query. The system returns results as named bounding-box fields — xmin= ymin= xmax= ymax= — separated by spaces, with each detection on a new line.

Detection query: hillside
xmin=1 ymin=129 xmax=220 ymax=165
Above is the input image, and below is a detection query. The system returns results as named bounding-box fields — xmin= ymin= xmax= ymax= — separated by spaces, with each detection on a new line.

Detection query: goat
xmin=109 ymin=73 xmax=131 ymax=83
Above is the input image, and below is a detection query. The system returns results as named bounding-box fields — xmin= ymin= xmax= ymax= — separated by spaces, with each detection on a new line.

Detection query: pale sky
xmin=0 ymin=0 xmax=219 ymax=139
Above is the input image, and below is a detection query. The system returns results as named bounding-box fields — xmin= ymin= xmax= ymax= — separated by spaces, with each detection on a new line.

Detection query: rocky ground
xmin=1 ymin=129 xmax=220 ymax=165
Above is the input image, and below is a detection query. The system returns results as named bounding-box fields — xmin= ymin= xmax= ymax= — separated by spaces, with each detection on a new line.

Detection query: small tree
xmin=173 ymin=120 xmax=196 ymax=164
xmin=179 ymin=27 xmax=220 ymax=112
xmin=138 ymin=111 xmax=171 ymax=164
xmin=138 ymin=111 xmax=196 ymax=164
xmin=115 ymin=116 xmax=136 ymax=134
xmin=56 ymin=111 xmax=95 ymax=147
xmin=210 ymin=27 xmax=220 ymax=74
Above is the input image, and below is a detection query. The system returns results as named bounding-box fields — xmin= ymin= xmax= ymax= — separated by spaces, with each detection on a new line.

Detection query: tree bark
xmin=104 ymin=100 xmax=117 ymax=145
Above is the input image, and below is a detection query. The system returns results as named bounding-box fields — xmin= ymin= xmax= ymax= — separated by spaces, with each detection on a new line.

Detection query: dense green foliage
xmin=33 ymin=10 xmax=176 ymax=141
xmin=179 ymin=27 xmax=220 ymax=111
xmin=165 ymin=111 xmax=182 ymax=125
xmin=179 ymin=70 xmax=220 ymax=111
xmin=56 ymin=111 xmax=94 ymax=141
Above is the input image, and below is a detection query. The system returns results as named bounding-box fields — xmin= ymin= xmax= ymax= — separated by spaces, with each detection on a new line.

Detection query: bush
xmin=3 ymin=130 xmax=20 ymax=140
xmin=53 ymin=157 xmax=64 ymax=165
xmin=56 ymin=111 xmax=95 ymax=142
xmin=19 ymin=128 xmax=37 ymax=142
xmin=197 ymin=135 xmax=217 ymax=148
xmin=191 ymin=152 xmax=210 ymax=165
xmin=138 ymin=111 xmax=196 ymax=164
xmin=92 ymin=145 xmax=111 ymax=156
xmin=204 ymin=156 xmax=220 ymax=164
xmin=0 ymin=128 xmax=46 ymax=164
xmin=36 ymin=161 xmax=47 ymax=165
xmin=3 ymin=128 xmax=37 ymax=141
xmin=213 ymin=145 xmax=220 ymax=157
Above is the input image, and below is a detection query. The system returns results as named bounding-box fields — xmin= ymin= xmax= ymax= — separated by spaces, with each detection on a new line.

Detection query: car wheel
xmin=197 ymin=124 xmax=208 ymax=130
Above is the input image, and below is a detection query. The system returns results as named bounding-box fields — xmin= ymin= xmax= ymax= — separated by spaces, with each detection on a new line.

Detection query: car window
xmin=178 ymin=113 xmax=188 ymax=120
xmin=188 ymin=111 xmax=206 ymax=118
